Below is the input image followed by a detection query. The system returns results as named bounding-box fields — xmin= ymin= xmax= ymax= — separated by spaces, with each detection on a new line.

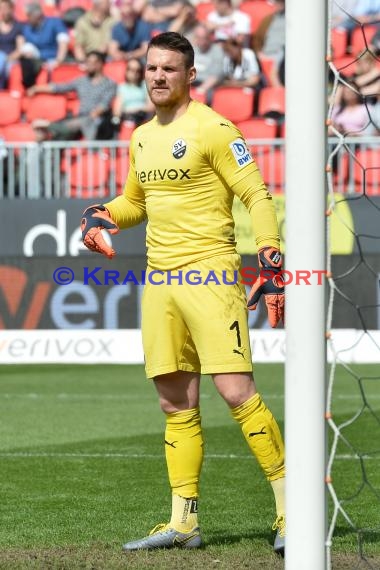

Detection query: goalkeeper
xmin=81 ymin=32 xmax=285 ymax=554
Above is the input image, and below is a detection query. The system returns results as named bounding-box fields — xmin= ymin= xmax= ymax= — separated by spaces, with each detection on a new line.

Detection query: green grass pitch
xmin=0 ymin=363 xmax=379 ymax=569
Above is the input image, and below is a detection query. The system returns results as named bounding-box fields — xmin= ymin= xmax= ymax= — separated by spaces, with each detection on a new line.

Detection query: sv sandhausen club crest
xmin=172 ymin=138 xmax=187 ymax=159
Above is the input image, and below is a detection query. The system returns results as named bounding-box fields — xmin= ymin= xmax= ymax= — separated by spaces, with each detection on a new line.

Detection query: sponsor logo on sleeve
xmin=229 ymin=138 xmax=253 ymax=168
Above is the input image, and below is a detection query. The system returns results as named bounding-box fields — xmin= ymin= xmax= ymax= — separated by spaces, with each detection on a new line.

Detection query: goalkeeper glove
xmin=247 ymin=247 xmax=285 ymax=328
xmin=81 ymin=204 xmax=119 ymax=259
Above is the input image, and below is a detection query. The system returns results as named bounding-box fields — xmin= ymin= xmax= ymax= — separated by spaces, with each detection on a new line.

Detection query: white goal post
xmin=285 ymin=0 xmax=327 ymax=569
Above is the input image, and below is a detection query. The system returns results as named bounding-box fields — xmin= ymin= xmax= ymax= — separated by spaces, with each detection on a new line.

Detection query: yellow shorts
xmin=141 ymin=253 xmax=253 ymax=378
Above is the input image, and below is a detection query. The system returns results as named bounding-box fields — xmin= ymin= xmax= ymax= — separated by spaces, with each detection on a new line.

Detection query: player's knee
xmin=214 ymin=374 xmax=256 ymax=409
xmin=223 ymin=390 xmax=254 ymax=409
xmin=159 ymin=397 xmax=179 ymax=414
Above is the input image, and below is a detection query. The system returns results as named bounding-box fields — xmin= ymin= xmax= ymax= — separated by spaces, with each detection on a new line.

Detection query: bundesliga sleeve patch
xmin=229 ymin=138 xmax=253 ymax=168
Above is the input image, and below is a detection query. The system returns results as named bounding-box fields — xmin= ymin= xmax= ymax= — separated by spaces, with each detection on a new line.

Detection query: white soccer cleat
xmin=122 ymin=523 xmax=202 ymax=551
xmin=272 ymin=515 xmax=285 ymax=556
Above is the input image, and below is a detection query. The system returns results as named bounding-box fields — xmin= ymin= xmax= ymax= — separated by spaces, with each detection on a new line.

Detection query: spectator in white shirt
xmin=206 ymin=0 xmax=251 ymax=45
xmin=222 ymin=37 xmax=262 ymax=89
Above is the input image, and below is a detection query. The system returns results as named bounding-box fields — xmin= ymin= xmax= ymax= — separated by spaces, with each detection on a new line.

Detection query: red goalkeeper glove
xmin=81 ymin=204 xmax=119 ymax=259
xmin=247 ymin=247 xmax=285 ymax=328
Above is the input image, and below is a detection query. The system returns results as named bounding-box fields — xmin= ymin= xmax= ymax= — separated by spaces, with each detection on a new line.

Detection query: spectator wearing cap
xmin=108 ymin=0 xmax=151 ymax=62
xmin=73 ymin=0 xmax=117 ymax=63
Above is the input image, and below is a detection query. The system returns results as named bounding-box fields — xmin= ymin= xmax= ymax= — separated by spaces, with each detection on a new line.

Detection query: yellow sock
xmin=165 ymin=407 xmax=203 ymax=498
xmin=169 ymin=494 xmax=199 ymax=532
xmin=271 ymin=477 xmax=285 ymax=518
xmin=231 ymin=393 xmax=285 ymax=481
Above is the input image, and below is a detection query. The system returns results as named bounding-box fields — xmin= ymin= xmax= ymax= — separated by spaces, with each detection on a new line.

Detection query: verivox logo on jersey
xmin=229 ymin=138 xmax=253 ymax=168
xmin=172 ymin=138 xmax=187 ymax=159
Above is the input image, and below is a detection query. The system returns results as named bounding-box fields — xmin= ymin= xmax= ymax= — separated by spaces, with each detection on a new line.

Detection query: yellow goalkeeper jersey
xmin=106 ymin=99 xmax=279 ymax=270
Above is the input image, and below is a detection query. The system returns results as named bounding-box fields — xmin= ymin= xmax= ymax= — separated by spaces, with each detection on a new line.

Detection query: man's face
xmin=193 ymin=28 xmax=211 ymax=52
xmin=86 ymin=55 xmax=103 ymax=76
xmin=214 ymin=0 xmax=230 ymax=16
xmin=26 ymin=9 xmax=42 ymax=26
xmin=145 ymin=47 xmax=195 ymax=109
xmin=120 ymin=0 xmax=135 ymax=18
xmin=0 ymin=2 xmax=12 ymax=22
xmin=97 ymin=0 xmax=110 ymax=13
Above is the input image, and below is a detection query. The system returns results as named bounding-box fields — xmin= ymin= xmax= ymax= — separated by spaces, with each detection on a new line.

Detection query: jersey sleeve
xmin=203 ymin=120 xmax=280 ymax=249
xmin=104 ymin=133 xmax=147 ymax=228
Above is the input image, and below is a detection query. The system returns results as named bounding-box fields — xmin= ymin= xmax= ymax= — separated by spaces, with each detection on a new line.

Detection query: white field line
xmin=0 ymin=452 xmax=379 ymax=460
xmin=0 ymin=393 xmax=379 ymax=400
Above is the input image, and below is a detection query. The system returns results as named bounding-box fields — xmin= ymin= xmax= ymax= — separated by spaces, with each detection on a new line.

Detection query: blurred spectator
xmin=252 ymin=0 xmax=285 ymax=60
xmin=112 ymin=57 xmax=154 ymax=125
xmin=191 ymin=23 xmax=224 ymax=101
xmin=333 ymin=0 xmax=380 ymax=31
xmin=222 ymin=37 xmax=262 ymax=89
xmin=20 ymin=2 xmax=69 ymax=87
xmin=331 ymin=0 xmax=358 ymax=28
xmin=366 ymin=93 xmax=380 ymax=133
xmin=27 ymin=50 xmax=117 ymax=140
xmin=370 ymin=25 xmax=380 ymax=54
xmin=270 ymin=47 xmax=285 ymax=87
xmin=0 ymin=0 xmax=24 ymax=88
xmin=330 ymin=81 xmax=372 ymax=135
xmin=73 ymin=0 xmax=117 ymax=63
xmin=354 ymin=51 xmax=380 ymax=100
xmin=168 ymin=2 xmax=199 ymax=38
xmin=141 ymin=0 xmax=187 ymax=30
xmin=108 ymin=0 xmax=151 ymax=61
xmin=206 ymin=0 xmax=251 ymax=45
xmin=22 ymin=2 xmax=69 ymax=67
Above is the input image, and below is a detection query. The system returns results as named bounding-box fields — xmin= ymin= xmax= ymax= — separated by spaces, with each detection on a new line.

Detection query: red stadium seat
xmin=118 ymin=121 xmax=136 ymax=141
xmin=237 ymin=117 xmax=277 ymax=139
xmin=257 ymin=86 xmax=285 ymax=118
xmin=332 ymin=55 xmax=358 ymax=74
xmin=0 ymin=91 xmax=22 ymax=126
xmin=8 ymin=64 xmax=48 ymax=95
xmin=2 ymin=122 xmax=36 ymax=142
xmin=104 ymin=61 xmax=126 ymax=84
xmin=190 ymin=86 xmax=207 ymax=104
xmin=114 ymin=152 xmax=130 ymax=193
xmin=350 ymin=24 xmax=378 ymax=56
xmin=253 ymin=147 xmax=284 ymax=192
xmin=212 ymin=87 xmax=254 ymax=123
xmin=331 ymin=28 xmax=348 ymax=58
xmin=353 ymin=148 xmax=380 ymax=195
xmin=25 ymin=94 xmax=67 ymax=122
xmin=68 ymin=151 xmax=111 ymax=198
xmin=195 ymin=1 xmax=214 ymax=22
xmin=240 ymin=0 xmax=277 ymax=33
xmin=50 ymin=63 xmax=85 ymax=84
xmin=59 ymin=0 xmax=93 ymax=11
xmin=258 ymin=55 xmax=275 ymax=86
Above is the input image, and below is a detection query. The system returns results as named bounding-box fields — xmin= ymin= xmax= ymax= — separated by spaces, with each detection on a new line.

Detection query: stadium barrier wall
xmin=0 ymin=137 xmax=379 ymax=198
xmin=0 ymin=329 xmax=379 ymax=364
